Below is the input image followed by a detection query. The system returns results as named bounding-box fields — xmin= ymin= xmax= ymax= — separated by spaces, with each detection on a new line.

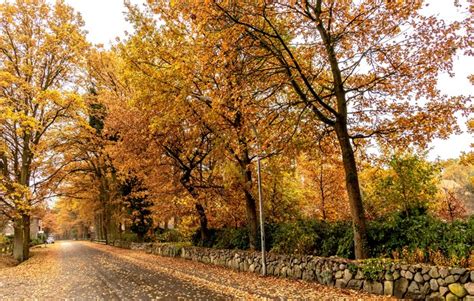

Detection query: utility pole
xmin=252 ymin=125 xmax=266 ymax=276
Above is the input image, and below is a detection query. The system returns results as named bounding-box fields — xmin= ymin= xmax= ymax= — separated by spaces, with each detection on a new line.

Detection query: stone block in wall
xmin=464 ymin=282 xmax=474 ymax=295
xmin=343 ymin=269 xmax=353 ymax=282
xmin=447 ymin=283 xmax=467 ymax=298
xmin=363 ymin=280 xmax=383 ymax=295
xmin=335 ymin=279 xmax=347 ymax=289
xmin=385 ymin=271 xmax=394 ymax=281
xmin=394 ymin=277 xmax=409 ymax=299
xmin=414 ymin=272 xmax=424 ymax=283
xmin=460 ymin=272 xmax=470 ymax=283
xmin=421 ymin=266 xmax=430 ymax=274
xmin=440 ymin=268 xmax=449 ymax=278
xmin=251 ymin=263 xmax=258 ymax=274
xmin=440 ymin=286 xmax=449 ymax=296
xmin=319 ymin=270 xmax=333 ymax=286
xmin=254 ymin=264 xmax=261 ymax=274
xmin=293 ymin=265 xmax=302 ymax=279
xmin=346 ymin=279 xmax=363 ymax=290
xmin=445 ymin=292 xmax=459 ymax=301
xmin=404 ymin=281 xmax=423 ymax=300
xmin=420 ymin=282 xmax=430 ymax=296
xmin=392 ymin=270 xmax=400 ymax=280
xmin=426 ymin=292 xmax=444 ymax=301
xmin=450 ymin=268 xmax=466 ymax=275
xmin=302 ymin=270 xmax=315 ymax=281
xmin=430 ymin=278 xmax=439 ymax=291
xmin=429 ymin=267 xmax=440 ymax=278
xmin=445 ymin=275 xmax=456 ymax=284
xmin=383 ymin=280 xmax=393 ymax=296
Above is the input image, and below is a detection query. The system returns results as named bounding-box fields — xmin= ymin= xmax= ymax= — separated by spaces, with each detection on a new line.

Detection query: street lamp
xmin=252 ymin=124 xmax=266 ymax=276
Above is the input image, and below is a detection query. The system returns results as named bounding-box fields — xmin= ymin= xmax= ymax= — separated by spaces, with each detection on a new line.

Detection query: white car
xmin=46 ymin=236 xmax=55 ymax=244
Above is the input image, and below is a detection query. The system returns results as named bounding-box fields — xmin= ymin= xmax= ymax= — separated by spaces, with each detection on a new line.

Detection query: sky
xmin=61 ymin=0 xmax=473 ymax=161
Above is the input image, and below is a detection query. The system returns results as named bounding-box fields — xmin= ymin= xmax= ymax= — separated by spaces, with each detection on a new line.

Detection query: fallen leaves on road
xmin=0 ymin=241 xmax=228 ymax=300
xmin=0 ymin=241 xmax=395 ymax=300
xmin=87 ymin=242 xmax=394 ymax=300
xmin=0 ymin=254 xmax=17 ymax=270
xmin=0 ymin=244 xmax=64 ymax=298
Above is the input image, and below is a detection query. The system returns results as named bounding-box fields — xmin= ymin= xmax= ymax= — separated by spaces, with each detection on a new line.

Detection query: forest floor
xmin=0 ymin=241 xmax=393 ymax=300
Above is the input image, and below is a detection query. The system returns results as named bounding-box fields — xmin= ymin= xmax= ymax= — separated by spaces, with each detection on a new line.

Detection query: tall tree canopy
xmin=0 ymin=0 xmax=88 ymax=261
xmin=143 ymin=0 xmax=471 ymax=258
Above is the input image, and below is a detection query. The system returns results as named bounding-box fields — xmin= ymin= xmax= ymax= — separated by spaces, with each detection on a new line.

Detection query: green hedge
xmin=156 ymin=229 xmax=186 ymax=243
xmin=192 ymin=211 xmax=473 ymax=266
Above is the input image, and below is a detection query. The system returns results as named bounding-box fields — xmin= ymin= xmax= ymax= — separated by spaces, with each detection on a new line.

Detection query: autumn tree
xmin=65 ymin=96 xmax=121 ymax=243
xmin=162 ymin=0 xmax=472 ymax=258
xmin=53 ymin=197 xmax=93 ymax=239
xmin=361 ymin=153 xmax=441 ymax=218
xmin=0 ymin=0 xmax=88 ymax=261
xmin=434 ymin=158 xmax=473 ymax=219
xmin=96 ymin=50 xmax=218 ymax=243
xmin=132 ymin=2 xmax=300 ymax=249
xmin=436 ymin=188 xmax=467 ymax=222
xmin=297 ymin=153 xmax=350 ymax=221
xmin=119 ymin=176 xmax=153 ymax=242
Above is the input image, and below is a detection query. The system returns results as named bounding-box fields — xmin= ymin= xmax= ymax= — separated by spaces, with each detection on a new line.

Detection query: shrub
xmin=269 ymin=220 xmax=354 ymax=258
xmin=156 ymin=229 xmax=186 ymax=243
xmin=120 ymin=232 xmax=138 ymax=242
xmin=191 ymin=228 xmax=217 ymax=248
xmin=30 ymin=237 xmax=44 ymax=246
xmin=270 ymin=221 xmax=319 ymax=255
xmin=367 ymin=209 xmax=473 ymax=266
xmin=214 ymin=227 xmax=249 ymax=250
xmin=191 ymin=228 xmax=249 ymax=249
xmin=358 ymin=258 xmax=391 ymax=281
xmin=191 ymin=211 xmax=472 ymax=266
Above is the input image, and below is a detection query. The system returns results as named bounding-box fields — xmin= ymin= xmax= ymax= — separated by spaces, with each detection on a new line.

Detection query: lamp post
xmin=252 ymin=124 xmax=266 ymax=276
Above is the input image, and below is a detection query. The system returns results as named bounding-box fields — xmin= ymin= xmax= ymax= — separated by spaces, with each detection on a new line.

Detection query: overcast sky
xmin=60 ymin=0 xmax=473 ymax=161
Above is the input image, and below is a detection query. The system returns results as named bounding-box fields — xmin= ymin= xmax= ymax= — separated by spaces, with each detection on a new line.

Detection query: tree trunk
xmin=22 ymin=214 xmax=30 ymax=259
xmin=13 ymin=220 xmax=24 ymax=262
xmin=244 ymin=189 xmax=258 ymax=250
xmin=181 ymin=178 xmax=210 ymax=244
xmin=195 ymin=202 xmax=209 ymax=243
xmin=102 ymin=212 xmax=109 ymax=244
xmin=241 ymin=161 xmax=258 ymax=250
xmin=335 ymin=122 xmax=369 ymax=259
xmin=13 ymin=214 xmax=31 ymax=262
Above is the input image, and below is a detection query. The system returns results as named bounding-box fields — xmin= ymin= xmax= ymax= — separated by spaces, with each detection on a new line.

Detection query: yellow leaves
xmin=0 ymin=71 xmax=18 ymax=88
xmin=34 ymin=90 xmax=62 ymax=105
xmin=0 ymin=0 xmax=89 ymax=224
xmin=0 ymin=180 xmax=31 ymax=217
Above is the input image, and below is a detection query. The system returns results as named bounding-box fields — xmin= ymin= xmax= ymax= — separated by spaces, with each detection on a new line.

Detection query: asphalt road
xmin=0 ymin=241 xmax=228 ymax=300
xmin=0 ymin=241 xmax=387 ymax=300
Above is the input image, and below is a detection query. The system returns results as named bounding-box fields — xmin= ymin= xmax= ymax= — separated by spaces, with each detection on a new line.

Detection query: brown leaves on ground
xmin=0 ymin=241 xmax=396 ymax=299
xmin=0 ymin=254 xmax=18 ymax=269
xmin=87 ymin=242 xmax=394 ymax=300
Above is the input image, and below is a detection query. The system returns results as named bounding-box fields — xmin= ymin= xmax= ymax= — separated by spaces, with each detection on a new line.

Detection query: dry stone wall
xmin=113 ymin=241 xmax=473 ymax=300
